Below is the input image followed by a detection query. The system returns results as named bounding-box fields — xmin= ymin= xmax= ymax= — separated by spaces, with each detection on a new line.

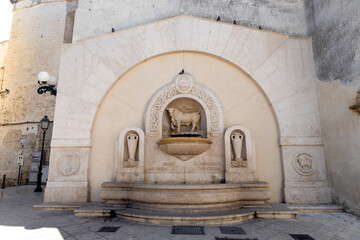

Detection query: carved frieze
xmin=293 ymin=153 xmax=317 ymax=176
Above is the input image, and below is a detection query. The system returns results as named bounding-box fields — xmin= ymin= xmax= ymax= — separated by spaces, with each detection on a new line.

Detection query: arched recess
xmin=46 ymin=16 xmax=330 ymax=205
xmin=145 ymin=75 xmax=224 ymax=138
xmin=90 ymin=51 xmax=282 ymax=202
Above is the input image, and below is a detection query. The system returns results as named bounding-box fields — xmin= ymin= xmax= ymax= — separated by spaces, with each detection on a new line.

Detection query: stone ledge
xmin=33 ymin=203 xmax=84 ymax=211
xmin=288 ymin=204 xmax=344 ymax=213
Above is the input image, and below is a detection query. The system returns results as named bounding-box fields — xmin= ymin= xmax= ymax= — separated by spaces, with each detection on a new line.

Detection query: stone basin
xmin=101 ymin=181 xmax=271 ymax=209
xmin=158 ymin=137 xmax=212 ymax=161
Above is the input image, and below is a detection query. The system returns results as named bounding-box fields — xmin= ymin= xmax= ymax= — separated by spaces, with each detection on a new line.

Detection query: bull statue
xmin=167 ymin=107 xmax=200 ymax=133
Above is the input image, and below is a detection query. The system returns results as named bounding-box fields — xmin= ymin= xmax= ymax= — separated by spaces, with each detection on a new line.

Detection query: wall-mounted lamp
xmin=0 ymin=89 xmax=9 ymax=94
xmin=37 ymin=71 xmax=58 ymax=96
xmin=349 ymin=91 xmax=360 ymax=114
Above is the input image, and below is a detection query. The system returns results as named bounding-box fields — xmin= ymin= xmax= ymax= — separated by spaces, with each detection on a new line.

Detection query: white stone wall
xmin=45 ymin=16 xmax=331 ymax=203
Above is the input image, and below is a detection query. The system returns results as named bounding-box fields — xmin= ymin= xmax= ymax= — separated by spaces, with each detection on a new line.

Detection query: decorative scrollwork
xmin=149 ymin=87 xmax=178 ymax=135
xmin=37 ymin=81 xmax=57 ymax=96
xmin=191 ymin=87 xmax=219 ymax=133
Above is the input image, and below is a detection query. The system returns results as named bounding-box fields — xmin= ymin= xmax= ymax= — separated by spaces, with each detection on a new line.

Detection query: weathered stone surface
xmin=305 ymin=0 xmax=360 ymax=84
xmin=304 ymin=0 xmax=360 ymax=215
xmin=72 ymin=0 xmax=308 ymax=42
xmin=0 ymin=1 xmax=67 ymax=186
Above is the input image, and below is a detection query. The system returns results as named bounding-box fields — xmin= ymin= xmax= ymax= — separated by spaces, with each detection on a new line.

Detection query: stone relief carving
xmin=175 ymin=74 xmax=193 ymax=93
xmin=115 ymin=127 xmax=145 ymax=182
xmin=147 ymin=74 xmax=222 ymax=137
xmin=167 ymin=107 xmax=200 ymax=132
xmin=123 ymin=133 xmax=139 ymax=168
xmin=230 ymin=132 xmax=247 ymax=168
xmin=149 ymin=86 xmax=178 ymax=135
xmin=293 ymin=153 xmax=317 ymax=176
xmin=225 ymin=125 xmax=257 ymax=182
xmin=191 ymin=87 xmax=219 ymax=134
xmin=57 ymin=152 xmax=80 ymax=176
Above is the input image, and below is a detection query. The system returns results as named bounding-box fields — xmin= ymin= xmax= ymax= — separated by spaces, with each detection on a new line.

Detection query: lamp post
xmin=34 ymin=115 xmax=50 ymax=192
xmin=37 ymin=71 xmax=58 ymax=96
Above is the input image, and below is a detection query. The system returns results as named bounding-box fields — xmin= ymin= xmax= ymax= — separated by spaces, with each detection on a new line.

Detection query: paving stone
xmin=61 ymin=224 xmax=89 ymax=236
xmin=74 ymin=231 xmax=104 ymax=240
xmin=1 ymin=186 xmax=360 ymax=240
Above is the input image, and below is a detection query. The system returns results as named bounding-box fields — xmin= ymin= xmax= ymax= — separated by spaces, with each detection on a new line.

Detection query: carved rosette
xmin=293 ymin=153 xmax=317 ymax=176
xmin=57 ymin=152 xmax=81 ymax=177
xmin=147 ymin=74 xmax=221 ymax=137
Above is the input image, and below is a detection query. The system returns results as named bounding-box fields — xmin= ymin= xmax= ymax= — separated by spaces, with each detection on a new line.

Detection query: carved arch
xmin=145 ymin=75 xmax=223 ymax=137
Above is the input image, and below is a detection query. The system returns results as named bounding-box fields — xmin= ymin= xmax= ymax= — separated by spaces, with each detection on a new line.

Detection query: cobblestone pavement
xmin=1 ymin=186 xmax=360 ymax=240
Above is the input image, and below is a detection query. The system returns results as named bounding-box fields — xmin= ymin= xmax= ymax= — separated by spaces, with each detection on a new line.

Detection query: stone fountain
xmin=99 ymin=73 xmax=291 ymax=224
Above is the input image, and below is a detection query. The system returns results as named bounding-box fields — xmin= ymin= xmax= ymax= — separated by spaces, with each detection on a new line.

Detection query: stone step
xmin=74 ymin=203 xmax=297 ymax=225
xmin=123 ymin=203 xmax=243 ymax=213
xmin=288 ymin=204 xmax=344 ymax=213
xmin=33 ymin=203 xmax=84 ymax=211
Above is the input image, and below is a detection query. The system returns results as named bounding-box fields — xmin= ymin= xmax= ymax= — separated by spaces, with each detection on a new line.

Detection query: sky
xmin=0 ymin=1 xmax=13 ymax=42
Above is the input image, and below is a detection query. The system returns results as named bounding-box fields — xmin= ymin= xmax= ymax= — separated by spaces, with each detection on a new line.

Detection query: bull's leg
xmin=191 ymin=121 xmax=196 ymax=132
xmin=177 ymin=121 xmax=181 ymax=132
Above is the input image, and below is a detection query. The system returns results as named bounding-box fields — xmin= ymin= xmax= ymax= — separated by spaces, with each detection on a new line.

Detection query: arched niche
xmin=145 ymin=74 xmax=224 ymax=138
xmin=162 ymin=97 xmax=207 ymax=138
xmin=88 ymin=51 xmax=282 ymax=201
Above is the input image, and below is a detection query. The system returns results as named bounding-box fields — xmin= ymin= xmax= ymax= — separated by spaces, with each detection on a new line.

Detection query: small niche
xmin=230 ymin=130 xmax=247 ymax=166
xmin=162 ymin=97 xmax=207 ymax=138
xmin=122 ymin=131 xmax=140 ymax=168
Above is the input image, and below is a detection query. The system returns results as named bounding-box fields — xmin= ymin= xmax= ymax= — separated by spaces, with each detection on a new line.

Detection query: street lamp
xmin=34 ymin=115 xmax=50 ymax=192
xmin=37 ymin=71 xmax=58 ymax=96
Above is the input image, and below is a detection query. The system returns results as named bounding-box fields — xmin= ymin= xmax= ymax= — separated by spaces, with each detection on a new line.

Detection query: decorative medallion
xmin=293 ymin=153 xmax=317 ymax=176
xmin=175 ymin=74 xmax=193 ymax=93
xmin=57 ymin=152 xmax=81 ymax=176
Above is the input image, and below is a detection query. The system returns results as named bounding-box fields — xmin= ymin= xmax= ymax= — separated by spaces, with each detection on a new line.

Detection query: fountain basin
xmin=101 ymin=181 xmax=270 ymax=209
xmin=158 ymin=137 xmax=212 ymax=161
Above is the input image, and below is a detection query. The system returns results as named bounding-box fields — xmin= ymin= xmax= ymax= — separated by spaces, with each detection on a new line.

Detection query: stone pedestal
xmin=44 ymin=139 xmax=91 ymax=203
xmin=281 ymin=138 xmax=332 ymax=204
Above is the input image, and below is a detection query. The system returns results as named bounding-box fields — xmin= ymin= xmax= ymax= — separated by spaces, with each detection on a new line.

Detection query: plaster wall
xmin=73 ymin=0 xmax=308 ymax=42
xmin=0 ymin=2 xmax=66 ymax=186
xmin=317 ymin=81 xmax=360 ymax=215
xmin=305 ymin=0 xmax=360 ymax=215
xmin=91 ymin=52 xmax=282 ymax=202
